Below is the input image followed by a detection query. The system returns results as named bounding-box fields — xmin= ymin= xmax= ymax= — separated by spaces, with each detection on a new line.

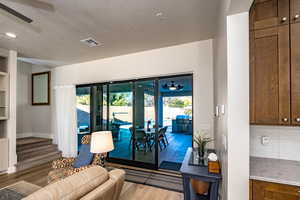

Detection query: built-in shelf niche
xmin=0 ymin=121 xmax=6 ymax=138
xmin=0 ymin=57 xmax=7 ymax=73
xmin=0 ymin=56 xmax=8 ymax=120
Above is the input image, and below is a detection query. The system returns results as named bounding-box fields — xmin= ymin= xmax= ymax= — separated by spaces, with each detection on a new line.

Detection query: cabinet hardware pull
xmin=282 ymin=118 xmax=288 ymax=122
xmin=295 ymin=118 xmax=300 ymax=122
xmin=281 ymin=17 xmax=287 ymax=22
xmin=294 ymin=14 xmax=299 ymax=20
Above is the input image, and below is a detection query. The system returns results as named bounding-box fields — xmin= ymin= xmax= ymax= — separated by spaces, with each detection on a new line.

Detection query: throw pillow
xmin=73 ymin=144 xmax=94 ymax=168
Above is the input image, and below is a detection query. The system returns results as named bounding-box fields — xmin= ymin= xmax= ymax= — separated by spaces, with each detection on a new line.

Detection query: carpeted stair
xmin=16 ymin=137 xmax=62 ymax=171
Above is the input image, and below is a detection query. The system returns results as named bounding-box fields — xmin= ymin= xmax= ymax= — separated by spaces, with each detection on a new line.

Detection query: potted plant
xmin=194 ymin=131 xmax=214 ymax=158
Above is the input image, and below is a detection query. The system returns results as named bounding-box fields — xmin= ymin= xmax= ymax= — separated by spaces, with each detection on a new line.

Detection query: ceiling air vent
xmin=80 ymin=37 xmax=101 ymax=47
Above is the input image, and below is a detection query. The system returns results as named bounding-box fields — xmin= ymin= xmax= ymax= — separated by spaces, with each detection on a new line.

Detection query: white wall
xmin=213 ymin=1 xmax=251 ymax=200
xmin=227 ymin=12 xmax=250 ymax=200
xmin=53 ymin=40 xmax=215 ymax=139
xmin=17 ymin=61 xmax=52 ymax=138
xmin=17 ymin=61 xmax=33 ymax=136
xmin=251 ymin=126 xmax=300 ymax=161
xmin=213 ymin=0 xmax=230 ymax=198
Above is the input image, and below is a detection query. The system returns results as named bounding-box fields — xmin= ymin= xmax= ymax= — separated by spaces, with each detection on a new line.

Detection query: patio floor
xmin=109 ymin=128 xmax=192 ymax=168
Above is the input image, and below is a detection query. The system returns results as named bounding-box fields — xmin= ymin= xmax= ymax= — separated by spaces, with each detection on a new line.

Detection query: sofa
xmin=23 ymin=166 xmax=125 ymax=200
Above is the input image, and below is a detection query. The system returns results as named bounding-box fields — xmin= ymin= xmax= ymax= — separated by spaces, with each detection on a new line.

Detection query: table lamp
xmin=90 ymin=131 xmax=114 ymax=167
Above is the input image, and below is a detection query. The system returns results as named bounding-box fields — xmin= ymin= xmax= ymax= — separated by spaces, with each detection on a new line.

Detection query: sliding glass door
xmin=108 ymin=82 xmax=133 ymax=160
xmin=76 ymin=74 xmax=193 ymax=170
xmin=133 ymin=80 xmax=156 ymax=164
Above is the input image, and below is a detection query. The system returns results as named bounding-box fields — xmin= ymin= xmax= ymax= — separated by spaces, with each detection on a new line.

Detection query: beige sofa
xmin=23 ymin=166 xmax=125 ymax=200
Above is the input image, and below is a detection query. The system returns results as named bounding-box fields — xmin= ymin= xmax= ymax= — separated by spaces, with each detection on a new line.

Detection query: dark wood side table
xmin=180 ymin=148 xmax=222 ymax=200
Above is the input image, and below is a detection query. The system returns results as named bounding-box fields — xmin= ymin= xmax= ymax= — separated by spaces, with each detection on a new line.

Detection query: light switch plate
xmin=220 ymin=105 xmax=225 ymax=115
xmin=261 ymin=136 xmax=270 ymax=145
xmin=223 ymin=134 xmax=227 ymax=151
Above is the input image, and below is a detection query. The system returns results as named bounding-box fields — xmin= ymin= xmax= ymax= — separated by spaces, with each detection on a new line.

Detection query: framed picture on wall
xmin=32 ymin=71 xmax=51 ymax=105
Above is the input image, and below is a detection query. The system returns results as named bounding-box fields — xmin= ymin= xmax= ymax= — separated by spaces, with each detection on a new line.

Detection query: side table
xmin=180 ymin=148 xmax=222 ymax=200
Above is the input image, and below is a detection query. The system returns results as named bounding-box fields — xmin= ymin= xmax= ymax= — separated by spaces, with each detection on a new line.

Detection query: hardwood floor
xmin=0 ymin=162 xmax=183 ymax=200
xmin=120 ymin=182 xmax=183 ymax=200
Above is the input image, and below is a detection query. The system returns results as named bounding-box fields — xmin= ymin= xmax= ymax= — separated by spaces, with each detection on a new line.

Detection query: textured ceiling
xmin=0 ymin=0 xmax=219 ymax=67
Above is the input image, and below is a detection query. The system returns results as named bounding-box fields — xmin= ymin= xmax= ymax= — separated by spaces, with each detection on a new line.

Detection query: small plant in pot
xmin=194 ymin=131 xmax=214 ymax=159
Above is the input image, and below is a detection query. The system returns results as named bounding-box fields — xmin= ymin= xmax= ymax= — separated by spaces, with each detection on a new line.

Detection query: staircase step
xmin=17 ymin=137 xmax=53 ymax=152
xmin=16 ymin=151 xmax=62 ymax=172
xmin=17 ymin=145 xmax=59 ymax=162
xmin=17 ymin=144 xmax=58 ymax=154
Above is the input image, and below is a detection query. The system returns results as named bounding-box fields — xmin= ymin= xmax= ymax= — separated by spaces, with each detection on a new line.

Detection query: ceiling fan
xmin=162 ymin=81 xmax=184 ymax=91
xmin=0 ymin=0 xmax=54 ymax=23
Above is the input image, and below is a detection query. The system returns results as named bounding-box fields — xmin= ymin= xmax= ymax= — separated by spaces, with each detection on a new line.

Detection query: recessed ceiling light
xmin=5 ymin=32 xmax=17 ymax=38
xmin=155 ymin=12 xmax=166 ymax=20
xmin=156 ymin=12 xmax=163 ymax=17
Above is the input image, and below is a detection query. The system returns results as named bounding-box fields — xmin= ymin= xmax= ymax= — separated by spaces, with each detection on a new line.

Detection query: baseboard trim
xmin=17 ymin=133 xmax=53 ymax=139
xmin=7 ymin=166 xmax=16 ymax=174
xmin=16 ymin=133 xmax=32 ymax=138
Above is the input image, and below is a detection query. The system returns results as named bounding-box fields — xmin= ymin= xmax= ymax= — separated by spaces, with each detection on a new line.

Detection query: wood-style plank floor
xmin=0 ymin=162 xmax=183 ymax=200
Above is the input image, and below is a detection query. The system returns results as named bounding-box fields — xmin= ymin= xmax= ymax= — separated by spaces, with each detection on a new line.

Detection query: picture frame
xmin=32 ymin=71 xmax=51 ymax=105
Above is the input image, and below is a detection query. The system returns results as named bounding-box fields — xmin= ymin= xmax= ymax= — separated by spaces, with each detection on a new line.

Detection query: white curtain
xmin=53 ymin=85 xmax=77 ymax=157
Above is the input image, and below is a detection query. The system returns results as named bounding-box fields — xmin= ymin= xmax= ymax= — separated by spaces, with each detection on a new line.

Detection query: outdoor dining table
xmin=135 ymin=128 xmax=156 ymax=151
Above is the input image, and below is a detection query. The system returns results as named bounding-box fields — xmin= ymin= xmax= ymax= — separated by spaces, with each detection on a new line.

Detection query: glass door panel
xmin=108 ymin=82 xmax=133 ymax=160
xmin=76 ymin=86 xmax=91 ymax=151
xmin=91 ymin=85 xmax=103 ymax=132
xmin=134 ymin=80 xmax=156 ymax=164
xmin=102 ymin=85 xmax=108 ymax=131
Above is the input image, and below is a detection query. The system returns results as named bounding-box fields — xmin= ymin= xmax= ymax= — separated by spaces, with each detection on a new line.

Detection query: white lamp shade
xmin=90 ymin=131 xmax=114 ymax=153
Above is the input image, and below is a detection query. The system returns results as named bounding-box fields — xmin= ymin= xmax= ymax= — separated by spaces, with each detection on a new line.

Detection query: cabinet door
xmin=250 ymin=0 xmax=290 ymax=30
xmin=291 ymin=22 xmax=300 ymax=125
xmin=251 ymin=25 xmax=290 ymax=125
xmin=253 ymin=180 xmax=300 ymax=200
xmin=290 ymin=0 xmax=300 ymax=24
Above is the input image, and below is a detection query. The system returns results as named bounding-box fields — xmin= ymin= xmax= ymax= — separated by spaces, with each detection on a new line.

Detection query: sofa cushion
xmin=23 ymin=166 xmax=109 ymax=200
xmin=73 ymin=144 xmax=94 ymax=168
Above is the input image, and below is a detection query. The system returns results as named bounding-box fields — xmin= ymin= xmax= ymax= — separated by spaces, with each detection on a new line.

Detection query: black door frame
xmin=76 ymin=73 xmax=194 ymax=170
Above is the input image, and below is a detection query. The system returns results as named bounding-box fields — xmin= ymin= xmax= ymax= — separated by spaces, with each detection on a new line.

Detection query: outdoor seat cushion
xmin=73 ymin=144 xmax=94 ymax=168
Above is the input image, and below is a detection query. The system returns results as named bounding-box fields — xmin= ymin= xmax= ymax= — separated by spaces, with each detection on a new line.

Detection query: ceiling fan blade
xmin=6 ymin=0 xmax=54 ymax=12
xmin=0 ymin=2 xmax=33 ymax=23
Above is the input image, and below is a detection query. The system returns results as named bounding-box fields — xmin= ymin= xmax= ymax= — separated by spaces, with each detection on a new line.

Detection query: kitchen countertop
xmin=250 ymin=157 xmax=300 ymax=186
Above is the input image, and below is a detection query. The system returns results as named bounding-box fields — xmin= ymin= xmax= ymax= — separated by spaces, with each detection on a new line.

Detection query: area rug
xmin=122 ymin=168 xmax=183 ymax=192
xmin=159 ymin=161 xmax=182 ymax=171
xmin=0 ymin=188 xmax=25 ymax=200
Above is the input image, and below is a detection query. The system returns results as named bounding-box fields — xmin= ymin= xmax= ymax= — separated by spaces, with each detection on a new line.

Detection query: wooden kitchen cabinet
xmin=250 ymin=0 xmax=300 ymax=126
xmin=290 ymin=0 xmax=300 ymax=24
xmin=250 ymin=25 xmax=290 ymax=125
xmin=251 ymin=180 xmax=300 ymax=200
xmin=291 ymin=22 xmax=300 ymax=125
xmin=250 ymin=0 xmax=290 ymax=30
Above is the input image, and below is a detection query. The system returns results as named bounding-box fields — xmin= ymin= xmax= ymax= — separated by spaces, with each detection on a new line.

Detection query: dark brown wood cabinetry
xmin=250 ymin=0 xmax=300 ymax=126
xmin=290 ymin=0 xmax=300 ymax=24
xmin=291 ymin=22 xmax=300 ymax=125
xmin=250 ymin=25 xmax=290 ymax=125
xmin=251 ymin=180 xmax=300 ymax=200
xmin=250 ymin=0 xmax=290 ymax=30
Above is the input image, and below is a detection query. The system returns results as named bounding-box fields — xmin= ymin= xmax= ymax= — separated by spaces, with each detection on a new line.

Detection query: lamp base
xmin=100 ymin=154 xmax=105 ymax=168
